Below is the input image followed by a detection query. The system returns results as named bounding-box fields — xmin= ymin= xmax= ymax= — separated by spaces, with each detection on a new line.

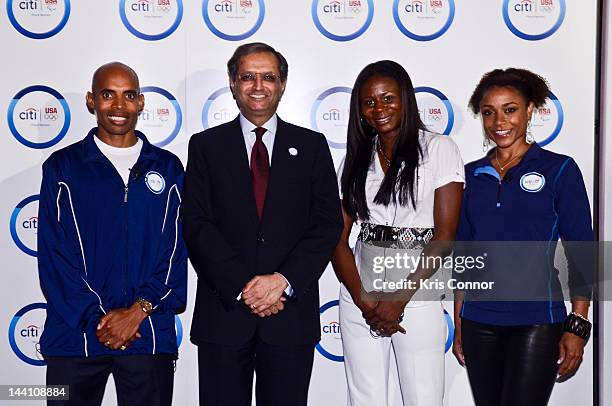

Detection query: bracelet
xmin=563 ymin=312 xmax=591 ymax=339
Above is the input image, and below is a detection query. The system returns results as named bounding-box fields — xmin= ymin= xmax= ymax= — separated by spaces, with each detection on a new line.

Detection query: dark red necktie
xmin=250 ymin=127 xmax=269 ymax=219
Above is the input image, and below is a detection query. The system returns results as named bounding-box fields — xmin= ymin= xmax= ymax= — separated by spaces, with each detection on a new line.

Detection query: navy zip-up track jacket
xmin=37 ymin=128 xmax=187 ymax=357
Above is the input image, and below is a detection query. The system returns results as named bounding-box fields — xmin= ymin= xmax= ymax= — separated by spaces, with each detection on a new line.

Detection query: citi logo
xmin=405 ymin=0 xmax=424 ymax=13
xmin=140 ymin=109 xmax=152 ymax=120
xmin=324 ymin=0 xmax=361 ymax=13
xmin=405 ymin=0 xmax=443 ymax=13
xmin=514 ymin=0 xmax=535 ymax=12
xmin=323 ymin=1 xmax=343 ymax=13
xmin=322 ymin=108 xmax=344 ymax=121
xmin=131 ymin=0 xmax=152 ymax=12
xmin=19 ymin=0 xmax=57 ymax=9
xmin=322 ymin=321 xmax=341 ymax=334
xmin=213 ymin=108 xmax=233 ymax=121
xmin=131 ymin=0 xmax=169 ymax=12
xmin=22 ymin=216 xmax=38 ymax=230
xmin=20 ymin=324 xmax=41 ymax=338
xmin=18 ymin=0 xmax=41 ymax=10
xmin=214 ymin=0 xmax=232 ymax=12
xmin=515 ymin=0 xmax=553 ymax=10
xmin=19 ymin=107 xmax=38 ymax=120
xmin=19 ymin=107 xmax=58 ymax=121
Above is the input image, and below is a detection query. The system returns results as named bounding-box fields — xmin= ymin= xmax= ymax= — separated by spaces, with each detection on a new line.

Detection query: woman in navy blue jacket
xmin=452 ymin=68 xmax=593 ymax=406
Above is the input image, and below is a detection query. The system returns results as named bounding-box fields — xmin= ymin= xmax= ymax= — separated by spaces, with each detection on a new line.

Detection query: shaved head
xmin=91 ymin=62 xmax=140 ymax=93
xmin=86 ymin=62 xmax=144 ymax=146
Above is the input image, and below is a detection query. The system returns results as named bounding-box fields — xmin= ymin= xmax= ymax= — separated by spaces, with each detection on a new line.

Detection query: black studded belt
xmin=357 ymin=223 xmax=434 ymax=249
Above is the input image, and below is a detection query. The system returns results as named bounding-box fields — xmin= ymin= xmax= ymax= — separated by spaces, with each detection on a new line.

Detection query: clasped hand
xmin=96 ymin=302 xmax=147 ymax=350
xmin=358 ymin=296 xmax=407 ymax=336
xmin=242 ymin=273 xmax=288 ymax=318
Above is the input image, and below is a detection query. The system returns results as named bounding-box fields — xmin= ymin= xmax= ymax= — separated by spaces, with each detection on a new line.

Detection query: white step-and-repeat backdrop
xmin=0 ymin=0 xmax=599 ymax=404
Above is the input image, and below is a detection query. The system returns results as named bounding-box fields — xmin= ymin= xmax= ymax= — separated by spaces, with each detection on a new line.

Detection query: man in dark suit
xmin=182 ymin=42 xmax=343 ymax=406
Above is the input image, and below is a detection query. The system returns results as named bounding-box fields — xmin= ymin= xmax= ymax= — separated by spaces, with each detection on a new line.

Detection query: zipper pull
xmin=496 ymin=180 xmax=501 ymax=208
xmin=124 ymin=186 xmax=128 ymax=203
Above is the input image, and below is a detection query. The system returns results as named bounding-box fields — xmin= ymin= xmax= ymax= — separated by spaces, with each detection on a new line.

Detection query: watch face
xmin=138 ymin=299 xmax=153 ymax=314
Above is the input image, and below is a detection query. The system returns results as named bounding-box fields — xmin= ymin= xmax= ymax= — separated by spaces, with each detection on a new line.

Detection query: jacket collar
xmin=82 ymin=127 xmax=158 ymax=163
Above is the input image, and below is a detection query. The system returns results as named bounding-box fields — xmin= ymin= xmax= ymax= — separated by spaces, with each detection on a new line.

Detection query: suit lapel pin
xmin=288 ymin=147 xmax=298 ymax=156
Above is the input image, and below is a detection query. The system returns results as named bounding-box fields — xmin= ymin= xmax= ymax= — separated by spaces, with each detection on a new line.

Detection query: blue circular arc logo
xmin=502 ymin=0 xmax=566 ymax=41
xmin=393 ymin=0 xmax=455 ymax=41
xmin=536 ymin=91 xmax=563 ymax=147
xmin=316 ymin=300 xmax=343 ymax=362
xmin=414 ymin=86 xmax=454 ymax=135
xmin=443 ymin=309 xmax=454 ymax=353
xmin=175 ymin=315 xmax=183 ymax=347
xmin=310 ymin=86 xmax=352 ymax=149
xmin=119 ymin=0 xmax=183 ymax=41
xmin=201 ymin=86 xmax=232 ymax=130
xmin=10 ymin=195 xmax=39 ymax=257
xmin=139 ymin=86 xmax=182 ymax=147
xmin=8 ymin=303 xmax=47 ymax=366
xmin=6 ymin=0 xmax=71 ymax=39
xmin=8 ymin=85 xmax=71 ymax=149
xmin=202 ymin=0 xmax=265 ymax=41
xmin=311 ymin=0 xmax=374 ymax=42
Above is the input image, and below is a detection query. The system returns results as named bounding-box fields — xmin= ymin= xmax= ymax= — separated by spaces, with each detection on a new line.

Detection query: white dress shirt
xmin=240 ymin=113 xmax=276 ymax=166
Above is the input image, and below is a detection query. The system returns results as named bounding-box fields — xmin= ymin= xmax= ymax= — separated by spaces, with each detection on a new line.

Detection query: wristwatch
xmin=136 ymin=298 xmax=153 ymax=315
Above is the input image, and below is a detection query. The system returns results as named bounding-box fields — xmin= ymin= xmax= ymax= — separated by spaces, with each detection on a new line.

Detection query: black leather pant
xmin=461 ymin=318 xmax=563 ymax=406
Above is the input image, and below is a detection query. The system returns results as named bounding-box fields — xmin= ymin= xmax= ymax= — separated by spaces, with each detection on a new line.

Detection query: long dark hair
xmin=341 ymin=60 xmax=426 ymax=221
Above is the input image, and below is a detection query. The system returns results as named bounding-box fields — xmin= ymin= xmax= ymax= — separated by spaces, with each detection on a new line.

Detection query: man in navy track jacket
xmin=37 ymin=62 xmax=187 ymax=406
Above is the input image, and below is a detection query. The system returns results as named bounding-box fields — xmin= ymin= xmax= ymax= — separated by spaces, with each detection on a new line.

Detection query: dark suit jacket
xmin=182 ymin=116 xmax=343 ymax=346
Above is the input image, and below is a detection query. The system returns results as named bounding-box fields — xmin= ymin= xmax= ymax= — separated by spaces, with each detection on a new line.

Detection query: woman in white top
xmin=331 ymin=60 xmax=464 ymax=406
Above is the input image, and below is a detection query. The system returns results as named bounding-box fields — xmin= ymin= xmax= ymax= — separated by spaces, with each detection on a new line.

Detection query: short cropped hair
xmin=227 ymin=42 xmax=288 ymax=82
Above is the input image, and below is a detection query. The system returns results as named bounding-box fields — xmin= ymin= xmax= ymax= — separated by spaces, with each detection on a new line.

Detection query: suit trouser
xmin=197 ymin=335 xmax=315 ymax=406
xmin=45 ymin=354 xmax=176 ymax=406
xmin=339 ymin=285 xmax=446 ymax=406
xmin=461 ymin=318 xmax=563 ymax=406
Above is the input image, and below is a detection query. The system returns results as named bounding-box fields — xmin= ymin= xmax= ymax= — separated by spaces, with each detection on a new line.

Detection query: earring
xmin=526 ymin=120 xmax=534 ymax=144
xmin=482 ymin=137 xmax=491 ymax=152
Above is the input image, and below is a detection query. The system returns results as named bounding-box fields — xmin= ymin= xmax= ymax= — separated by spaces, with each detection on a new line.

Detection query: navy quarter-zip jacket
xmin=457 ymin=143 xmax=593 ymax=325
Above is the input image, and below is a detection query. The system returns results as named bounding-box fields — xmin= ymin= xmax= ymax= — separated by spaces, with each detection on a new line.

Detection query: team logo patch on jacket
xmin=145 ymin=171 xmax=165 ymax=194
xmin=520 ymin=172 xmax=546 ymax=192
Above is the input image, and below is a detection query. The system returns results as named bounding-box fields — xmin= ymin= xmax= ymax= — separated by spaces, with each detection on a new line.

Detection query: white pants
xmin=339 ymin=285 xmax=446 ymax=406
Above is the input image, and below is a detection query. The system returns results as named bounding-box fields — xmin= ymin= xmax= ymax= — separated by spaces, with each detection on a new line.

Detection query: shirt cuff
xmin=235 ymin=273 xmax=294 ymax=301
